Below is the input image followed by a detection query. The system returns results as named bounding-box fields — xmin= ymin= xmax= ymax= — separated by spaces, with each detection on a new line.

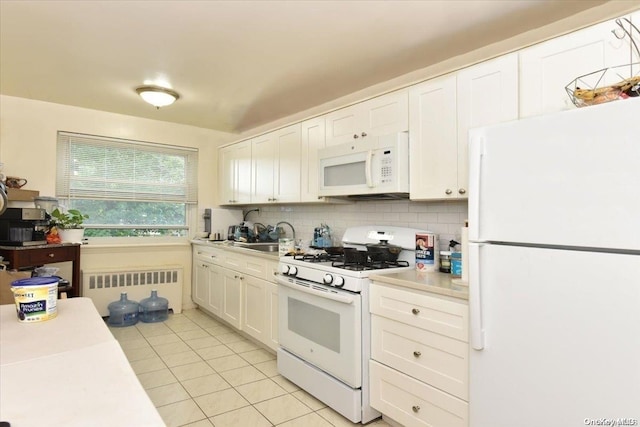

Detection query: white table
xmin=0 ymin=298 xmax=165 ymax=426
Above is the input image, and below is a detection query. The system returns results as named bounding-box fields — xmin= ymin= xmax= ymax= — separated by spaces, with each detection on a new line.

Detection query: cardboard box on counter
xmin=0 ymin=270 xmax=32 ymax=305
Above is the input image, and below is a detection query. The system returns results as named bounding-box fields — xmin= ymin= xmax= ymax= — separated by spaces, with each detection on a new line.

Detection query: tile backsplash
xmin=239 ymin=199 xmax=468 ymax=251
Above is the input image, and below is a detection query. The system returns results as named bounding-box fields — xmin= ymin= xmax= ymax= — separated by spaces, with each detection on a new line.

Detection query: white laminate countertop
xmin=370 ymin=270 xmax=469 ymax=300
xmin=191 ymin=239 xmax=280 ymax=261
xmin=0 ymin=298 xmax=165 ymax=426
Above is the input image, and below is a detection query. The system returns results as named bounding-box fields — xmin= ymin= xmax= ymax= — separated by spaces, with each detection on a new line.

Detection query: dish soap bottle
xmin=107 ymin=292 xmax=140 ymax=327
xmin=139 ymin=289 xmax=169 ymax=323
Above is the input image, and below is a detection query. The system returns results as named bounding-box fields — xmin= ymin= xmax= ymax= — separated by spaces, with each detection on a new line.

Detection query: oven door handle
xmin=276 ymin=276 xmax=355 ymax=305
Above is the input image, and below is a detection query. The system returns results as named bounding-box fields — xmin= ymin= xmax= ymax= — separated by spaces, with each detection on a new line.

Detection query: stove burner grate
xmin=331 ymin=259 xmax=410 ymax=271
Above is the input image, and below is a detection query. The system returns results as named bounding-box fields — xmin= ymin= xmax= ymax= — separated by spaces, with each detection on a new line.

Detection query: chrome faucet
xmin=275 ymin=221 xmax=296 ymax=240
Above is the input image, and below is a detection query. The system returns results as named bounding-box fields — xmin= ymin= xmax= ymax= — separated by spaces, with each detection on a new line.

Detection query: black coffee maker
xmin=0 ymin=208 xmax=48 ymax=246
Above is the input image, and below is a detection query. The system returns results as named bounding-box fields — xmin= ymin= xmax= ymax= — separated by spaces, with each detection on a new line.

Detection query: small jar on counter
xmin=439 ymin=251 xmax=451 ymax=273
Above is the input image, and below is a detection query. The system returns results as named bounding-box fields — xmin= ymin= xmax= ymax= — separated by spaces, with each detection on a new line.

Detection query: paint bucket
xmin=11 ymin=277 xmax=59 ymax=323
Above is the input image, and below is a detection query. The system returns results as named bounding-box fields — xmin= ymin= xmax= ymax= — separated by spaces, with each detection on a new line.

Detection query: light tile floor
xmin=108 ymin=308 xmax=392 ymax=427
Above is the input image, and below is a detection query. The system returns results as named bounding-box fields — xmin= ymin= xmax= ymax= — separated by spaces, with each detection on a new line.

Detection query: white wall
xmin=0 ymin=95 xmax=235 ymax=310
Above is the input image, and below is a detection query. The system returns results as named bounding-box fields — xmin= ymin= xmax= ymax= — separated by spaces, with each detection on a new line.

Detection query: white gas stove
xmin=276 ymin=225 xmax=430 ymax=424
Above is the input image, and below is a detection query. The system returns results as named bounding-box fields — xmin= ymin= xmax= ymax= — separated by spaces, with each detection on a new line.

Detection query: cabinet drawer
xmin=371 ymin=315 xmax=468 ymax=400
xmin=25 ymin=246 xmax=76 ymax=265
xmin=370 ymin=360 xmax=468 ymax=427
xmin=223 ymin=252 xmax=268 ymax=280
xmin=193 ymin=247 xmax=223 ymax=265
xmin=370 ymin=283 xmax=468 ymax=342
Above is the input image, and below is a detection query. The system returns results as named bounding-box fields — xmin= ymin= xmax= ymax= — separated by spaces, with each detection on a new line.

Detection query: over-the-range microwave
xmin=317 ymin=132 xmax=409 ymax=199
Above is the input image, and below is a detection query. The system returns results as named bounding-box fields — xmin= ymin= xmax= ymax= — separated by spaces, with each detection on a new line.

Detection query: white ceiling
xmin=0 ymin=0 xmax=615 ymax=134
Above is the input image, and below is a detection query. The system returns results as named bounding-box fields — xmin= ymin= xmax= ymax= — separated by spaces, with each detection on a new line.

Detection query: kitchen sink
xmin=232 ymin=242 xmax=279 ymax=252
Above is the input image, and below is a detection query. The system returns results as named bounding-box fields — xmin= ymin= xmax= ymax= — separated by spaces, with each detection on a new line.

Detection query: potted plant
xmin=50 ymin=208 xmax=89 ymax=243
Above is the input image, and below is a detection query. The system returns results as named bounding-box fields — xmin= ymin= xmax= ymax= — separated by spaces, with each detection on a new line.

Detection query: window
xmin=56 ymin=132 xmax=198 ymax=240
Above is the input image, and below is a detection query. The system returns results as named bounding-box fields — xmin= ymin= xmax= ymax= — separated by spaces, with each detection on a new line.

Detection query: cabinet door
xmin=273 ymin=124 xmax=301 ymax=203
xmin=457 ymin=53 xmax=518 ymax=197
xmin=235 ymin=140 xmax=253 ymax=204
xmin=361 ymin=89 xmax=409 ymax=136
xmin=218 ymin=145 xmax=236 ymax=205
xmin=251 ymin=133 xmax=276 ymax=203
xmin=519 ymin=17 xmax=634 ymax=118
xmin=207 ymin=265 xmax=223 ymax=317
xmin=268 ymin=281 xmax=279 ymax=351
xmin=300 ymin=116 xmax=326 ymax=202
xmin=221 ymin=267 xmax=242 ymax=329
xmin=409 ymin=74 xmax=458 ymax=200
xmin=242 ymin=275 xmax=268 ymax=343
xmin=325 ymin=104 xmax=360 ymax=146
xmin=192 ymin=261 xmax=210 ymax=307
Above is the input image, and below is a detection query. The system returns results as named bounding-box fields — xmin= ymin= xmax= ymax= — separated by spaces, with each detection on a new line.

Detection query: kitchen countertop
xmin=191 ymin=239 xmax=280 ymax=260
xmin=370 ymin=270 xmax=469 ymax=300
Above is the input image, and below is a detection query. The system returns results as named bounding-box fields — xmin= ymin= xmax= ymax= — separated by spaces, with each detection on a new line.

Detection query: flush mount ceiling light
xmin=135 ymin=85 xmax=180 ymax=108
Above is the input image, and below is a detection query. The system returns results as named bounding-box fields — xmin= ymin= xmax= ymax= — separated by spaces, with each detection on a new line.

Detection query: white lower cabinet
xmin=192 ymin=244 xmax=278 ymax=351
xmin=369 ymin=282 xmax=469 ymax=427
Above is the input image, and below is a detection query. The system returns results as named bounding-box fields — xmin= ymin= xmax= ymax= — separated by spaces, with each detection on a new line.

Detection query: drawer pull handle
xmin=412 ymin=405 xmax=420 ymax=413
xmin=413 ymin=351 xmax=421 ymax=358
xmin=48 ymin=253 xmax=55 ymax=258
xmin=411 ymin=308 xmax=420 ymax=315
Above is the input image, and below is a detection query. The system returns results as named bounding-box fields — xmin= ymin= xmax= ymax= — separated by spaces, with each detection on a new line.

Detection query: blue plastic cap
xmin=12 ymin=277 xmax=59 ymax=286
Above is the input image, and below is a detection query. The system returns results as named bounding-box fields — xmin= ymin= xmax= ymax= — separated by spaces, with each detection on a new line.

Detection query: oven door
xmin=277 ymin=275 xmax=361 ymax=388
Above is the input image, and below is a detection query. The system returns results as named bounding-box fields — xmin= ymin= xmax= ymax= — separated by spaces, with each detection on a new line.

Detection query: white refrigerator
xmin=468 ymin=98 xmax=640 ymax=427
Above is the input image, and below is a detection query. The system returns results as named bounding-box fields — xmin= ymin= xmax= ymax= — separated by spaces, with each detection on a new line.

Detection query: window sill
xmin=81 ymin=241 xmax=191 ymax=250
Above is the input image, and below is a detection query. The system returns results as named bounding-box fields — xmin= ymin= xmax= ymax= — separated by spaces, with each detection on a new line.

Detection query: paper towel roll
xmin=461 ymin=226 xmax=469 ymax=282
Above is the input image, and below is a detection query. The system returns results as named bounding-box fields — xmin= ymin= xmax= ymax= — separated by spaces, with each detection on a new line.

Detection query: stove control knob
xmin=334 ymin=276 xmax=345 ymax=288
xmin=323 ymin=274 xmax=333 ymax=285
xmin=280 ymin=265 xmax=290 ymax=275
xmin=288 ymin=266 xmax=298 ymax=276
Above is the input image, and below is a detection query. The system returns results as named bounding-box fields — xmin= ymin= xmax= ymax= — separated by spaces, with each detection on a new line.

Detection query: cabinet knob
xmin=458 ymin=188 xmax=466 ymax=195
xmin=411 ymin=308 xmax=420 ymax=315
xmin=48 ymin=253 xmax=55 ymax=258
xmin=228 ymin=200 xmax=233 ymax=203
xmin=413 ymin=350 xmax=422 ymax=357
xmin=361 ymin=132 xmax=367 ymax=137
xmin=412 ymin=405 xmax=420 ymax=413
xmin=445 ymin=189 xmax=453 ymax=195
xmin=353 ymin=134 xmax=359 ymax=139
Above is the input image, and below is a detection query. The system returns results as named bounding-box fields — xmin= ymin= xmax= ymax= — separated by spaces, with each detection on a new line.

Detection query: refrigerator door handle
xmin=470 ymin=242 xmax=485 ymax=350
xmin=468 ymin=135 xmax=485 ymax=242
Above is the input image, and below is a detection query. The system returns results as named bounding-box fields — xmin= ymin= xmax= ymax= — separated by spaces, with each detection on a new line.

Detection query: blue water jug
xmin=139 ymin=290 xmax=169 ymax=323
xmin=107 ymin=293 xmax=139 ymax=327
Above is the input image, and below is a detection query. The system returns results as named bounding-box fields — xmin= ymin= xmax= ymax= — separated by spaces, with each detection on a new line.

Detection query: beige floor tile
xmin=195 ymin=344 xmax=234 ymax=360
xmin=235 ymin=378 xmax=288 ymax=404
xmin=210 ymin=405 xmax=272 ymax=427
xmin=271 ymin=375 xmax=301 ymax=393
xmin=167 ymin=321 xmax=201 ymax=333
xmin=182 ymin=419 xmax=214 ymax=427
xmin=253 ymin=394 xmax=313 ymax=425
xmin=277 ymin=412 xmax=334 ymax=427
xmin=225 ymin=339 xmax=259 ymax=353
xmin=291 ymin=390 xmax=327 ymax=411
xmin=137 ymin=368 xmax=178 ymax=389
xmin=207 ymin=354 xmax=250 ymax=373
xmin=137 ymin=322 xmax=174 ymax=337
xmin=156 ymin=399 xmax=207 ymax=427
xmin=170 ymin=361 xmax=215 ymax=381
xmin=146 ymin=333 xmax=183 ymax=346
xmin=193 ymin=388 xmax=250 ymax=417
xmin=117 ymin=337 xmax=151 ymax=350
xmin=215 ymin=331 xmax=245 ymax=344
xmin=161 ymin=350 xmax=203 ymax=367
xmin=123 ymin=345 xmax=157 ymax=362
xmin=181 ymin=373 xmax=231 ymax=397
xmin=239 ymin=348 xmax=276 ymax=364
xmin=146 ymin=382 xmax=191 ymax=407
xmin=129 ymin=356 xmax=167 ymax=374
xmin=177 ymin=328 xmax=211 ymax=341
xmin=184 ymin=336 xmax=222 ymax=350
xmin=152 ymin=340 xmax=192 ymax=356
xmin=219 ymin=365 xmax=267 ymax=387
xmin=253 ymin=359 xmax=279 ymax=377
xmin=108 ymin=326 xmax=143 ymax=341
xmin=370 ymin=418 xmax=392 ymax=426
xmin=192 ymin=317 xmax=221 ymax=328
xmin=316 ymin=407 xmax=362 ymax=426
xmin=204 ymin=325 xmax=233 ymax=336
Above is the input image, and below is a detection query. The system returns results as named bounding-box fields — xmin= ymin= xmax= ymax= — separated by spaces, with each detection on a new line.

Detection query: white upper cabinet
xmin=325 ymin=89 xmax=409 ymax=146
xmin=219 ymin=140 xmax=252 ymax=205
xmin=250 ymin=124 xmax=301 ymax=204
xmin=410 ymin=54 xmax=518 ymax=200
xmin=457 ymin=53 xmax=519 ymax=195
xmin=519 ymin=15 xmax=636 ymax=118
xmin=300 ymin=116 xmax=326 ymax=203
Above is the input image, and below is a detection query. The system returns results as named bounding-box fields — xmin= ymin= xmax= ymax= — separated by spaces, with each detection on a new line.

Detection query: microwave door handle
xmin=365 ymin=150 xmax=374 ymax=188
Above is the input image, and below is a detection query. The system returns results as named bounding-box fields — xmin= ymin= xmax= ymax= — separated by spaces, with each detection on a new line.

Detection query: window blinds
xmin=56 ymin=132 xmax=198 ymax=204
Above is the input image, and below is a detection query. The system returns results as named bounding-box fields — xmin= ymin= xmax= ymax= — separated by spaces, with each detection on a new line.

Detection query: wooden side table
xmin=0 ymin=243 xmax=82 ymax=297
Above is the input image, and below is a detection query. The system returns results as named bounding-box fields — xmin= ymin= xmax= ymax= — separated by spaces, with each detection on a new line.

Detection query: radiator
xmin=82 ymin=266 xmax=183 ymax=317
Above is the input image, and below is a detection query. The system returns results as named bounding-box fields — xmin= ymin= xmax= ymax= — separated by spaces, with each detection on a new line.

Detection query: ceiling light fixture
xmin=135 ymin=85 xmax=180 ymax=108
